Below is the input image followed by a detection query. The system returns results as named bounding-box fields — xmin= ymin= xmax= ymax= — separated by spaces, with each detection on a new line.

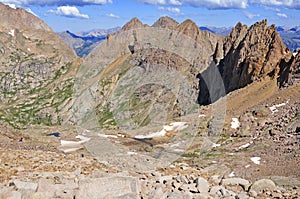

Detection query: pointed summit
xmin=176 ymin=19 xmax=200 ymax=37
xmin=121 ymin=17 xmax=146 ymax=31
xmin=152 ymin=16 xmax=179 ymax=30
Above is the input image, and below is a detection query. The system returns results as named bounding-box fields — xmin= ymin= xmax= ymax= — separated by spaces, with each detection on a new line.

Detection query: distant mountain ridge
xmin=276 ymin=26 xmax=300 ymax=52
xmin=60 ymin=22 xmax=300 ymax=58
xmin=59 ymin=27 xmax=120 ymax=57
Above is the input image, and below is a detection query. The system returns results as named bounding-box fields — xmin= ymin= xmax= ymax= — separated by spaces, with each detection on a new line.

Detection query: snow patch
xmin=245 ymin=164 xmax=250 ymax=168
xmin=134 ymin=122 xmax=188 ymax=139
xmin=198 ymin=114 xmax=206 ymax=118
xmin=237 ymin=141 xmax=253 ymax=150
xmin=61 ymin=135 xmax=90 ymax=146
xmin=269 ymin=100 xmax=289 ymax=114
xmin=27 ymin=48 xmax=31 ymax=52
xmin=6 ymin=3 xmax=16 ymax=9
xmin=127 ymin=151 xmax=137 ymax=155
xmin=228 ymin=171 xmax=235 ymax=177
xmin=8 ymin=29 xmax=14 ymax=37
xmin=97 ymin=133 xmax=118 ymax=139
xmin=59 ymin=135 xmax=90 ymax=153
xmin=250 ymin=157 xmax=261 ymax=165
xmin=212 ymin=143 xmax=221 ymax=148
xmin=231 ymin=118 xmax=240 ymax=129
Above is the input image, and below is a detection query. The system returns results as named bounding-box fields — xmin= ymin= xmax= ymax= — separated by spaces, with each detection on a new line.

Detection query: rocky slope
xmin=74 ymin=16 xmax=222 ymax=131
xmin=0 ymin=3 xmax=79 ymax=129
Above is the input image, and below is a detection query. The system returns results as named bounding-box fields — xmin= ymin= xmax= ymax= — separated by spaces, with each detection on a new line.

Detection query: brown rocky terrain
xmin=215 ymin=20 xmax=292 ymax=92
xmin=0 ymin=3 xmax=81 ymax=129
xmin=0 ymin=5 xmax=299 ymax=198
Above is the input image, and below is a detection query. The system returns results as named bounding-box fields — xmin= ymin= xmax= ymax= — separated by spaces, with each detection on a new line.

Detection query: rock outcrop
xmin=216 ymin=20 xmax=292 ymax=93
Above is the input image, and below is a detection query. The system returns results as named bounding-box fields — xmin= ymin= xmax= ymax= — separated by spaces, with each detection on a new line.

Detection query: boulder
xmin=76 ymin=177 xmax=139 ymax=199
xmin=250 ymin=179 xmax=277 ymax=193
xmin=13 ymin=180 xmax=37 ymax=195
xmin=221 ymin=177 xmax=251 ymax=191
xmin=195 ymin=177 xmax=209 ymax=193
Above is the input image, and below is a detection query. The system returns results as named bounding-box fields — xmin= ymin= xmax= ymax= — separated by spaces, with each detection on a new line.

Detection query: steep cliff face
xmin=0 ymin=3 xmax=78 ymax=128
xmin=291 ymin=53 xmax=300 ymax=80
xmin=216 ymin=20 xmax=292 ymax=93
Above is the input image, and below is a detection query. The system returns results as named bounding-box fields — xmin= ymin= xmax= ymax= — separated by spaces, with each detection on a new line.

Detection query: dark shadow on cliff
xmin=277 ymin=56 xmax=294 ymax=88
xmin=197 ymin=62 xmax=226 ymax=105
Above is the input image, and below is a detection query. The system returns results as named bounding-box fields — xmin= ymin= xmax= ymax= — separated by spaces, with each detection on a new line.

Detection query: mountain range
xmin=0 ymin=3 xmax=299 ymax=197
xmin=60 ymin=25 xmax=300 ymax=58
xmin=0 ymin=3 xmax=299 ymax=130
xmin=59 ymin=27 xmax=120 ymax=57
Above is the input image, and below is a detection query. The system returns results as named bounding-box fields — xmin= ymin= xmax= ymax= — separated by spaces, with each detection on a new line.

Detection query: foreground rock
xmin=0 ymin=168 xmax=299 ymax=199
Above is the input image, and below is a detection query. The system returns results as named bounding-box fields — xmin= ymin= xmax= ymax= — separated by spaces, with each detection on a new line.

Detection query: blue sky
xmin=1 ymin=0 xmax=300 ymax=33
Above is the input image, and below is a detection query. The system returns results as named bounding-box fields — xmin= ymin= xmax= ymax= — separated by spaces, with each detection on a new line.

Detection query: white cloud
xmin=169 ymin=0 xmax=182 ymax=5
xmin=184 ymin=0 xmax=248 ymax=9
xmin=158 ymin=6 xmax=181 ymax=13
xmin=137 ymin=0 xmax=166 ymax=5
xmin=138 ymin=0 xmax=247 ymax=9
xmin=263 ymin=6 xmax=280 ymax=12
xmin=250 ymin=0 xmax=300 ymax=9
xmin=137 ymin=0 xmax=300 ymax=9
xmin=105 ymin=13 xmax=120 ymax=18
xmin=277 ymin=12 xmax=288 ymax=18
xmin=244 ymin=11 xmax=260 ymax=19
xmin=0 ymin=0 xmax=112 ymax=6
xmin=48 ymin=6 xmax=89 ymax=19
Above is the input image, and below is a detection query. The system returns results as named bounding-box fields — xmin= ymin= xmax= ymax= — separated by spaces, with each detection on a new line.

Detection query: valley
xmin=0 ymin=3 xmax=299 ymax=199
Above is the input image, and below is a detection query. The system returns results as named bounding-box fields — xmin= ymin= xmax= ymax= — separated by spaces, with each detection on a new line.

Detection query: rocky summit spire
xmin=152 ymin=16 xmax=179 ymax=30
xmin=218 ymin=19 xmax=292 ymax=92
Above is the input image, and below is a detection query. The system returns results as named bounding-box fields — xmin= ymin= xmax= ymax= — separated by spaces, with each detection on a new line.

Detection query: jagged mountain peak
xmin=217 ymin=19 xmax=292 ymax=92
xmin=152 ymin=16 xmax=179 ymax=29
xmin=121 ymin=17 xmax=147 ymax=31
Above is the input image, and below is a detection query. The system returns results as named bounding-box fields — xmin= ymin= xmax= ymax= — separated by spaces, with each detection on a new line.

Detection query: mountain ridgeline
xmin=0 ymin=3 xmax=299 ymax=129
